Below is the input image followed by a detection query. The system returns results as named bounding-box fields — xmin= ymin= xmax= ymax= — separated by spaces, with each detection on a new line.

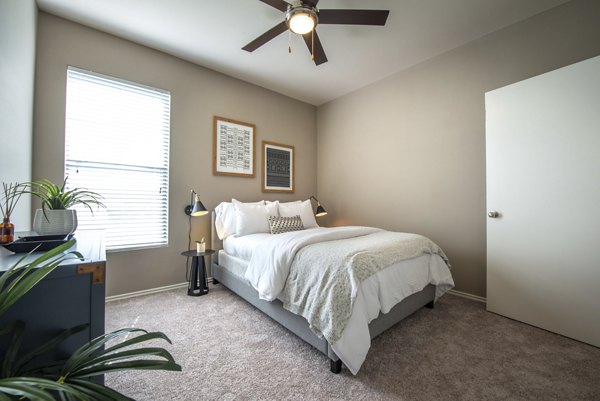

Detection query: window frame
xmin=64 ymin=66 xmax=171 ymax=252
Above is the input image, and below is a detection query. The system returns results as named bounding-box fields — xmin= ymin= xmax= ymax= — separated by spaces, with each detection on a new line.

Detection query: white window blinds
xmin=65 ymin=66 xmax=171 ymax=251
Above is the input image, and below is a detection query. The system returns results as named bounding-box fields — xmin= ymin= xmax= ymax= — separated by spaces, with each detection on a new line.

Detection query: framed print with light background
xmin=213 ymin=116 xmax=255 ymax=177
xmin=262 ymin=141 xmax=294 ymax=193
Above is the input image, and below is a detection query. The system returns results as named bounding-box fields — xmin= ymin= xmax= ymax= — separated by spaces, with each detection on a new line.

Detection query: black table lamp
xmin=310 ymin=196 xmax=327 ymax=217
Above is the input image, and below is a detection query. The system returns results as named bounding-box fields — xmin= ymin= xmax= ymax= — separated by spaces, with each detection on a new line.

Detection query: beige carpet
xmin=105 ymin=285 xmax=599 ymax=401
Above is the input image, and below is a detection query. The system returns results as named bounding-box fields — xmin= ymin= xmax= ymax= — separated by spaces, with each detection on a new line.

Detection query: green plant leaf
xmin=67 ymin=378 xmax=134 ymax=401
xmin=0 ymin=321 xmax=25 ymax=378
xmin=62 ymin=328 xmax=149 ymax=373
xmin=62 ymin=329 xmax=180 ymax=379
xmin=70 ymin=359 xmax=182 ymax=378
xmin=0 ymin=252 xmax=31 ymax=293
xmin=0 ymin=241 xmax=82 ymax=316
xmin=0 ymin=381 xmax=55 ymax=401
xmin=0 ymin=378 xmax=57 ymax=401
xmin=25 ymin=177 xmax=105 ymax=216
xmin=100 ymin=331 xmax=174 ymax=355
xmin=0 ymin=377 xmax=88 ymax=400
xmin=70 ymin=348 xmax=179 ymax=378
xmin=79 ymin=346 xmax=175 ymax=367
xmin=0 ymin=243 xmax=80 ymax=315
xmin=14 ymin=324 xmax=88 ymax=375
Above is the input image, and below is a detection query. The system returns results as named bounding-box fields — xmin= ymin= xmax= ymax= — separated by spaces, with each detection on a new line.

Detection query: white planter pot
xmin=196 ymin=242 xmax=205 ymax=253
xmin=33 ymin=209 xmax=78 ymax=236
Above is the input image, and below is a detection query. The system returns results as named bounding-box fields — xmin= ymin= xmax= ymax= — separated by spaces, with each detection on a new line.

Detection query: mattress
xmin=217 ymin=250 xmax=249 ymax=280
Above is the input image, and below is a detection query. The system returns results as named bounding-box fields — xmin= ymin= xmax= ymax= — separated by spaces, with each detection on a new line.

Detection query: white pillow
xmin=215 ymin=200 xmax=264 ymax=240
xmin=233 ymin=199 xmax=279 ymax=236
xmin=278 ymin=199 xmax=318 ymax=228
xmin=214 ymin=202 xmax=236 ymax=240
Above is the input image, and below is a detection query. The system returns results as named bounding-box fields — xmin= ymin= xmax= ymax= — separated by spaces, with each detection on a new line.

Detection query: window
xmin=65 ymin=66 xmax=170 ymax=251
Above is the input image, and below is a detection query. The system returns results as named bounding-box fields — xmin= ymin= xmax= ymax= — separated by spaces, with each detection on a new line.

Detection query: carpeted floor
xmin=105 ymin=285 xmax=600 ymax=401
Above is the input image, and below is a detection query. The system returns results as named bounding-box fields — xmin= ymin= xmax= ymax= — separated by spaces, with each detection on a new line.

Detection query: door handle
xmin=488 ymin=211 xmax=500 ymax=218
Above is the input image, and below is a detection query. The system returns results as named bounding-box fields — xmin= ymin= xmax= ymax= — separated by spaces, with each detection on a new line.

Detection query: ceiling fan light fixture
xmin=287 ymin=7 xmax=317 ymax=35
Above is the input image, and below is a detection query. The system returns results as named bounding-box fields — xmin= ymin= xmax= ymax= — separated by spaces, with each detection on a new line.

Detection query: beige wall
xmin=316 ymin=0 xmax=600 ymax=297
xmin=33 ymin=13 xmax=317 ymax=297
xmin=0 ymin=0 xmax=36 ymax=228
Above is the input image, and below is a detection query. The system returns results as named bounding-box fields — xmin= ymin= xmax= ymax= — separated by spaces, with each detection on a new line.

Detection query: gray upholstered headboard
xmin=211 ymin=211 xmax=222 ymax=265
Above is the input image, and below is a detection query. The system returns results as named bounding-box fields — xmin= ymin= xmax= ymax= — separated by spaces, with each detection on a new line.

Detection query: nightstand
xmin=181 ymin=249 xmax=215 ymax=296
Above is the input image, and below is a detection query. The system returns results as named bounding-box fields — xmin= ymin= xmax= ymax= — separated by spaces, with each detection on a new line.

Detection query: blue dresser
xmin=0 ymin=230 xmax=106 ymax=368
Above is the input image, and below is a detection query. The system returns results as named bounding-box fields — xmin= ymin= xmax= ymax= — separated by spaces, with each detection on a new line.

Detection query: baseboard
xmin=448 ymin=289 xmax=486 ymax=303
xmin=106 ymin=282 xmax=189 ymax=302
xmin=107 ymin=281 xmax=486 ymax=304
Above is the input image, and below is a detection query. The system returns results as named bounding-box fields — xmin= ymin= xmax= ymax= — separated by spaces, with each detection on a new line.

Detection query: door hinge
xmin=77 ymin=263 xmax=105 ymax=285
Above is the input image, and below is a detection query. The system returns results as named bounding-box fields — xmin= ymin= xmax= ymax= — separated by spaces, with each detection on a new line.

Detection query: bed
xmin=210 ymin=199 xmax=454 ymax=374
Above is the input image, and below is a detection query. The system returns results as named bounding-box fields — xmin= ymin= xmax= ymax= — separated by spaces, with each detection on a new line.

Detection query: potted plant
xmin=1 ymin=182 xmax=26 ymax=244
xmin=0 ymin=241 xmax=181 ymax=399
xmin=196 ymin=238 xmax=206 ymax=253
xmin=26 ymin=177 xmax=105 ymax=236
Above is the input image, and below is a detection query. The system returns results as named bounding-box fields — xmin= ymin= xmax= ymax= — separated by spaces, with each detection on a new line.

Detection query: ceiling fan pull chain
xmin=288 ymin=29 xmax=292 ymax=54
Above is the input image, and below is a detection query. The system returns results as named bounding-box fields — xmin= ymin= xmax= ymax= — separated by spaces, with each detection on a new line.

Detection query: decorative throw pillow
xmin=268 ymin=215 xmax=305 ymax=235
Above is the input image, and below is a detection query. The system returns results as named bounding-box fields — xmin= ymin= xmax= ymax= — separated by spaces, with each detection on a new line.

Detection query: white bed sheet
xmin=217 ymin=251 xmax=249 ymax=279
xmin=223 ymin=233 xmax=271 ymax=261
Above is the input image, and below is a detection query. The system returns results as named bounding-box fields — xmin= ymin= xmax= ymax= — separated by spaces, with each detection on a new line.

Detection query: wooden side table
xmin=181 ymin=249 xmax=215 ymax=296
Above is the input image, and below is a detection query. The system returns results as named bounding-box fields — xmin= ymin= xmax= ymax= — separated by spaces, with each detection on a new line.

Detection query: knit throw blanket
xmin=282 ymin=231 xmax=449 ymax=343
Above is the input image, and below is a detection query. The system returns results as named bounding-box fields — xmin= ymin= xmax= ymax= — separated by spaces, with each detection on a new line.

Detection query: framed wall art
xmin=262 ymin=141 xmax=294 ymax=193
xmin=213 ymin=116 xmax=255 ymax=177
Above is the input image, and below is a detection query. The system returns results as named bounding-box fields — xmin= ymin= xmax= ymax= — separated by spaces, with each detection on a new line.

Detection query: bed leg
xmin=425 ymin=300 xmax=434 ymax=309
xmin=330 ymin=358 xmax=342 ymax=374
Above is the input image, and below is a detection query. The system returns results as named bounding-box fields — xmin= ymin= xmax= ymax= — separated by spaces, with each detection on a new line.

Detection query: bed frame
xmin=210 ymin=213 xmax=435 ymax=373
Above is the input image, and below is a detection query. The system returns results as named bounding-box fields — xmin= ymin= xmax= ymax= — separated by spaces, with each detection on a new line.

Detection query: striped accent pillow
xmin=268 ymin=215 xmax=305 ymax=235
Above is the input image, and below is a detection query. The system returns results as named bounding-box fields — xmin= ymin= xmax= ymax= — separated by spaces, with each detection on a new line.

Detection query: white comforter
xmin=244 ymin=226 xmax=454 ymax=374
xmin=245 ymin=226 xmax=381 ymax=301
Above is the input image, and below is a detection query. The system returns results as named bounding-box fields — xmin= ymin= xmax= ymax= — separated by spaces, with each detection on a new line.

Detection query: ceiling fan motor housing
xmin=286 ymin=4 xmax=318 ymax=34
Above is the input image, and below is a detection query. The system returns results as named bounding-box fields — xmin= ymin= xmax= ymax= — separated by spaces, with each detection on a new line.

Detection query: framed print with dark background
xmin=213 ymin=116 xmax=255 ymax=177
xmin=262 ymin=141 xmax=294 ymax=193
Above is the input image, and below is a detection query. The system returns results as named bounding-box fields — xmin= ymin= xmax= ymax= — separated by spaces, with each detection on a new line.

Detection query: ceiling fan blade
xmin=242 ymin=21 xmax=289 ymax=52
xmin=303 ymin=0 xmax=320 ymax=7
xmin=302 ymin=30 xmax=327 ymax=66
xmin=259 ymin=0 xmax=290 ymax=12
xmin=318 ymin=9 xmax=390 ymax=25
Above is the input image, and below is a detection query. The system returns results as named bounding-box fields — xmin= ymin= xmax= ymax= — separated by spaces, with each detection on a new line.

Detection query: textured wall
xmin=33 ymin=13 xmax=317 ymax=296
xmin=316 ymin=0 xmax=600 ymax=297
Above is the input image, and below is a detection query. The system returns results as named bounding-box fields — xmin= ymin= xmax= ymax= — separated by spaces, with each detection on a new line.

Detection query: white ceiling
xmin=35 ymin=0 xmax=569 ymax=106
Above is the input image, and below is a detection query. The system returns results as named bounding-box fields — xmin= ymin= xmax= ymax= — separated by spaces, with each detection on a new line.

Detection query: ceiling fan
xmin=242 ymin=0 xmax=390 ymax=66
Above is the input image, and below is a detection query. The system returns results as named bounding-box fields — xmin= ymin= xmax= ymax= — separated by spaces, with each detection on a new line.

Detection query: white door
xmin=486 ymin=55 xmax=600 ymax=347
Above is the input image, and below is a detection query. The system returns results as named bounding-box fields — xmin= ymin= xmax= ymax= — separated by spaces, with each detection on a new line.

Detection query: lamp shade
xmin=190 ymin=193 xmax=208 ymax=217
xmin=185 ymin=190 xmax=208 ymax=217
xmin=310 ymin=195 xmax=327 ymax=217
xmin=315 ymin=204 xmax=327 ymax=217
